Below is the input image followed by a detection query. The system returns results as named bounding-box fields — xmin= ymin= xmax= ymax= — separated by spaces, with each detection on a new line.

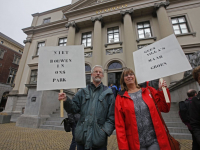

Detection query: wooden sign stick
xmin=159 ymin=78 xmax=170 ymax=103
xmin=60 ymin=89 xmax=64 ymax=118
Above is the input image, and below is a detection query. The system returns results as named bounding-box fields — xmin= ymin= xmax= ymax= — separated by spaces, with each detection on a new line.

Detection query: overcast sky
xmin=0 ymin=0 xmax=72 ymax=46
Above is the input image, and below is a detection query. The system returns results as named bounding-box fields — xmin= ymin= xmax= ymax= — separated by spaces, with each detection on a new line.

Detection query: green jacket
xmin=64 ymin=83 xmax=115 ymax=149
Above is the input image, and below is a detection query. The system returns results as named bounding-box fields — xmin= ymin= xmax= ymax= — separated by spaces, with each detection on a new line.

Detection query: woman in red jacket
xmin=115 ymin=68 xmax=171 ymax=150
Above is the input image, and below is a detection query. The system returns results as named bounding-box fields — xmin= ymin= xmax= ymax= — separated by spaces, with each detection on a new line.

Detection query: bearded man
xmin=58 ymin=65 xmax=115 ymax=150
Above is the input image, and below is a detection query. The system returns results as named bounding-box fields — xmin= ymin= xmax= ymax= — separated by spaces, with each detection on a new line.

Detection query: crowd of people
xmin=58 ymin=65 xmax=200 ymax=150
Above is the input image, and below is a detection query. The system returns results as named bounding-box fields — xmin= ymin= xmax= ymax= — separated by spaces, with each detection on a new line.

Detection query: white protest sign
xmin=37 ymin=45 xmax=86 ymax=91
xmin=133 ymin=34 xmax=192 ymax=84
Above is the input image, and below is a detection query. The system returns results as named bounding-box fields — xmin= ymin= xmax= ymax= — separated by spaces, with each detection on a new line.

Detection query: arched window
xmin=108 ymin=62 xmax=122 ymax=70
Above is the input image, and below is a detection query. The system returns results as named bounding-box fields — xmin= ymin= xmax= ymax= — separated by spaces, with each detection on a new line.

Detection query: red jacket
xmin=115 ymin=86 xmax=171 ymax=150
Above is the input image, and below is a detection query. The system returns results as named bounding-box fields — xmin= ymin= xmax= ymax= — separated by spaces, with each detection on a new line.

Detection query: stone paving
xmin=0 ymin=123 xmax=192 ymax=150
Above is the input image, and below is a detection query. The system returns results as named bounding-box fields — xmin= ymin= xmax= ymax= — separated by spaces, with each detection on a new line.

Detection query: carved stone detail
xmin=91 ymin=15 xmax=103 ymax=22
xmin=84 ymin=52 xmax=92 ymax=58
xmin=154 ymin=1 xmax=170 ymax=10
xmin=65 ymin=21 xmax=76 ymax=28
xmin=184 ymin=51 xmax=200 ymax=77
xmin=120 ymin=8 xmax=134 ymax=17
xmin=106 ymin=48 xmax=123 ymax=55
xmin=23 ymin=39 xmax=32 ymax=44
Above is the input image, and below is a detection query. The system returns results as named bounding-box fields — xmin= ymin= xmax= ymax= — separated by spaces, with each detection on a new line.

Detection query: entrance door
xmin=108 ymin=72 xmax=122 ymax=89
xmin=0 ymin=92 xmax=9 ymax=112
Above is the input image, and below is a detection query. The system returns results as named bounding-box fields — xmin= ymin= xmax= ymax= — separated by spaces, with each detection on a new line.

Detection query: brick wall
xmin=0 ymin=44 xmax=22 ymax=84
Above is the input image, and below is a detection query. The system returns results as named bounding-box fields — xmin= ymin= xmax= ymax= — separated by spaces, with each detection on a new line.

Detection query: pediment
xmin=64 ymin=0 xmax=98 ymax=13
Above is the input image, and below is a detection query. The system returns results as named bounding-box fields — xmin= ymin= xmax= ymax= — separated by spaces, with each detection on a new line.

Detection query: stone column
xmin=120 ymin=8 xmax=137 ymax=71
xmin=65 ymin=21 xmax=76 ymax=45
xmin=65 ymin=22 xmax=77 ymax=92
xmin=91 ymin=15 xmax=103 ymax=66
xmin=102 ymin=69 xmax=108 ymax=86
xmin=11 ymin=39 xmax=32 ymax=94
xmin=155 ymin=2 xmax=182 ymax=84
xmin=154 ymin=1 xmax=173 ymax=38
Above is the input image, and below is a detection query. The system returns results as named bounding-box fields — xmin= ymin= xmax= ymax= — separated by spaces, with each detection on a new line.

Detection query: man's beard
xmin=92 ymin=76 xmax=102 ymax=82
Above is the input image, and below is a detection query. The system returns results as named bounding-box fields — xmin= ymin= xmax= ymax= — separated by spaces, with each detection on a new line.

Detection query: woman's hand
xmin=58 ymin=93 xmax=67 ymax=101
xmin=159 ymin=79 xmax=167 ymax=91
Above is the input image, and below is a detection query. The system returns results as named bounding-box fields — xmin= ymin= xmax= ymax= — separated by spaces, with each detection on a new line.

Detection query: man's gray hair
xmin=91 ymin=65 xmax=104 ymax=74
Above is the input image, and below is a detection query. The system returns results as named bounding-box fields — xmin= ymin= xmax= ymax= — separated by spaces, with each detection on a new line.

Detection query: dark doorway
xmin=0 ymin=92 xmax=9 ymax=112
xmin=108 ymin=72 xmax=122 ymax=89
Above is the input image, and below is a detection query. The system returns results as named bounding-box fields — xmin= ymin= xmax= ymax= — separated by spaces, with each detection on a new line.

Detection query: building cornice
xmin=63 ymin=0 xmax=162 ymax=21
xmin=63 ymin=0 xmax=158 ymax=18
xmin=22 ymin=19 xmax=68 ymax=35
xmin=31 ymin=5 xmax=71 ymax=17
xmin=167 ymin=0 xmax=200 ymax=12
xmin=0 ymin=32 xmax=24 ymax=49
xmin=0 ymin=43 xmax=22 ymax=55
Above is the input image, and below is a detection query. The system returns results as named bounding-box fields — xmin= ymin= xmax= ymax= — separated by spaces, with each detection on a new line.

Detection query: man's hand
xmin=58 ymin=93 xmax=67 ymax=101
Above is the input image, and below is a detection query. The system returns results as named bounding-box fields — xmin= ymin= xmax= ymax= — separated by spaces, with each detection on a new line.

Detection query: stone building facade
xmin=4 ymin=0 xmax=200 ymax=127
xmin=0 ymin=33 xmax=23 ymax=111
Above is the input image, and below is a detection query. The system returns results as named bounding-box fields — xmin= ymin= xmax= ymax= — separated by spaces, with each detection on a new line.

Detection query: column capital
xmin=91 ymin=15 xmax=103 ymax=22
xmin=65 ymin=21 xmax=76 ymax=28
xmin=23 ymin=39 xmax=32 ymax=44
xmin=154 ymin=1 xmax=170 ymax=10
xmin=65 ymin=21 xmax=79 ymax=32
xmin=120 ymin=8 xmax=134 ymax=17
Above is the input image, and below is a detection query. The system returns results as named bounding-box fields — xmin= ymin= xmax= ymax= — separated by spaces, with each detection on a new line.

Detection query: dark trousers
xmin=69 ymin=123 xmax=77 ymax=150
xmin=189 ymin=130 xmax=200 ymax=150
xmin=77 ymin=144 xmax=107 ymax=150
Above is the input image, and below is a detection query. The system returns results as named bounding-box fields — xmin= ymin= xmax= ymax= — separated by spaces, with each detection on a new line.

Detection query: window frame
xmin=29 ymin=69 xmax=38 ymax=84
xmin=81 ymin=32 xmax=92 ymax=47
xmin=58 ymin=37 xmax=67 ymax=46
xmin=7 ymin=68 xmax=17 ymax=84
xmin=36 ymin=41 xmax=45 ymax=55
xmin=0 ymin=49 xmax=5 ymax=59
xmin=43 ymin=18 xmax=51 ymax=24
xmin=171 ymin=16 xmax=190 ymax=35
xmin=107 ymin=27 xmax=120 ymax=43
xmin=137 ymin=21 xmax=152 ymax=39
xmin=13 ymin=54 xmax=21 ymax=65
xmin=85 ymin=64 xmax=91 ymax=86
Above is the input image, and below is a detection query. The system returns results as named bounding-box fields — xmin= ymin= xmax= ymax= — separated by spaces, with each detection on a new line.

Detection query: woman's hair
xmin=120 ymin=68 xmax=140 ymax=91
xmin=192 ymin=66 xmax=200 ymax=81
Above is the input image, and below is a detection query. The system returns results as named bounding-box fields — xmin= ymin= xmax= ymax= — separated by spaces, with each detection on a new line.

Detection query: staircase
xmin=162 ymin=103 xmax=192 ymax=140
xmin=39 ymin=108 xmax=68 ymax=131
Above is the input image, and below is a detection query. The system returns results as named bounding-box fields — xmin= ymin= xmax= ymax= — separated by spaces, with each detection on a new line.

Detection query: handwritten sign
xmin=133 ymin=34 xmax=192 ymax=84
xmin=37 ymin=45 xmax=86 ymax=91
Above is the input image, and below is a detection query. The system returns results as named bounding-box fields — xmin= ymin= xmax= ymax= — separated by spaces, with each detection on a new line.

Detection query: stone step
xmin=39 ymin=125 xmax=65 ymax=131
xmin=39 ymin=125 xmax=54 ymax=130
xmin=168 ymin=127 xmax=190 ymax=134
xmin=50 ymin=113 xmax=68 ymax=117
xmin=47 ymin=117 xmax=66 ymax=122
xmin=44 ymin=121 xmax=63 ymax=126
xmin=162 ymin=113 xmax=179 ymax=118
xmin=52 ymin=111 xmax=68 ymax=115
xmin=166 ymin=122 xmax=186 ymax=127
xmin=170 ymin=133 xmax=192 ymax=140
xmin=163 ymin=117 xmax=182 ymax=122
